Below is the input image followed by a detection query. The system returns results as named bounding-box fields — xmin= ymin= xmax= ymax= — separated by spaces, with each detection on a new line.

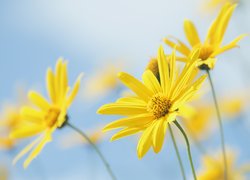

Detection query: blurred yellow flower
xmin=164 ymin=3 xmax=245 ymax=70
xmin=83 ymin=64 xmax=122 ymax=100
xmin=204 ymin=0 xmax=240 ymax=11
xmin=98 ymin=46 xmax=206 ymax=159
xmin=198 ymin=151 xmax=250 ymax=180
xmin=0 ymin=165 xmax=8 ymax=180
xmin=10 ymin=59 xmax=83 ymax=168
xmin=60 ymin=127 xmax=105 ymax=149
xmin=183 ymin=95 xmax=246 ymax=141
xmin=0 ymin=105 xmax=23 ymax=150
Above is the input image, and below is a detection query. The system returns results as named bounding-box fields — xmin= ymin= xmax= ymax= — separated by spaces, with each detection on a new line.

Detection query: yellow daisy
xmin=183 ymin=95 xmax=246 ymax=141
xmin=97 ymin=46 xmax=207 ymax=158
xmin=10 ymin=59 xmax=83 ymax=168
xmin=83 ymin=64 xmax=122 ymax=100
xmin=198 ymin=151 xmax=250 ymax=180
xmin=164 ymin=3 xmax=246 ymax=70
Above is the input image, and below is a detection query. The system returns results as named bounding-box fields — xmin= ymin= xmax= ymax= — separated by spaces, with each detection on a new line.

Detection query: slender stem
xmin=66 ymin=122 xmax=117 ymax=180
xmin=206 ymin=70 xmax=228 ymax=180
xmin=174 ymin=121 xmax=197 ymax=180
xmin=168 ymin=124 xmax=186 ymax=180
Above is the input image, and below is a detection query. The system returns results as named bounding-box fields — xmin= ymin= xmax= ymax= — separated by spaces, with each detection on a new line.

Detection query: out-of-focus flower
xmin=0 ymin=165 xmax=8 ymax=180
xmin=60 ymin=127 xmax=105 ymax=149
xmin=164 ymin=3 xmax=246 ymax=70
xmin=82 ymin=63 xmax=123 ymax=100
xmin=10 ymin=59 xmax=83 ymax=168
xmin=198 ymin=150 xmax=250 ymax=180
xmin=98 ymin=46 xmax=206 ymax=159
xmin=204 ymin=0 xmax=240 ymax=12
xmin=0 ymin=105 xmax=23 ymax=150
xmin=183 ymin=94 xmax=246 ymax=141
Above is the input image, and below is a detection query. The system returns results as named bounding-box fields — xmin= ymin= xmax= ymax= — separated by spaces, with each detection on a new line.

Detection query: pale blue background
xmin=0 ymin=0 xmax=250 ymax=179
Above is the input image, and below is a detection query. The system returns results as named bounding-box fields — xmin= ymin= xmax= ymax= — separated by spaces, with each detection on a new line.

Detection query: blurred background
xmin=0 ymin=0 xmax=250 ymax=179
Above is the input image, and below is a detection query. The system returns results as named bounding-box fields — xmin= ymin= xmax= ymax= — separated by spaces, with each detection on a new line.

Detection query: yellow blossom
xmin=83 ymin=64 xmax=122 ymax=100
xmin=204 ymin=0 xmax=240 ymax=11
xmin=164 ymin=3 xmax=246 ymax=70
xmin=183 ymin=94 xmax=246 ymax=141
xmin=98 ymin=46 xmax=207 ymax=159
xmin=198 ymin=150 xmax=250 ymax=180
xmin=10 ymin=59 xmax=83 ymax=168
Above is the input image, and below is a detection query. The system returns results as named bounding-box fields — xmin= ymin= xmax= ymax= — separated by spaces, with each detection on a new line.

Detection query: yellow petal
xmin=97 ymin=103 xmax=147 ymax=116
xmin=217 ymin=3 xmax=237 ymax=45
xmin=24 ymin=132 xmax=52 ymax=168
xmin=60 ymin=61 xmax=69 ymax=99
xmin=184 ymin=19 xmax=201 ymax=47
xmin=164 ymin=37 xmax=190 ymax=56
xmin=55 ymin=59 xmax=63 ymax=102
xmin=13 ymin=135 xmax=43 ymax=165
xmin=206 ymin=3 xmax=232 ymax=45
xmin=111 ymin=127 xmax=145 ymax=141
xmin=67 ymin=73 xmax=83 ymax=107
xmin=137 ymin=122 xmax=156 ymax=159
xmin=46 ymin=68 xmax=56 ymax=103
xmin=212 ymin=34 xmax=247 ymax=57
xmin=103 ymin=113 xmax=154 ymax=131
xmin=142 ymin=70 xmax=162 ymax=94
xmin=10 ymin=124 xmax=44 ymax=139
xmin=118 ymin=72 xmax=153 ymax=102
xmin=157 ymin=46 xmax=169 ymax=94
xmin=28 ymin=91 xmax=50 ymax=111
xmin=152 ymin=118 xmax=167 ymax=153
xmin=116 ymin=97 xmax=146 ymax=105
xmin=21 ymin=107 xmax=44 ymax=124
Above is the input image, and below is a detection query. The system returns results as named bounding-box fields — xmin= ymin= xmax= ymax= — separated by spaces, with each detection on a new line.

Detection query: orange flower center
xmin=146 ymin=58 xmax=160 ymax=82
xmin=147 ymin=93 xmax=171 ymax=119
xmin=199 ymin=45 xmax=214 ymax=61
xmin=45 ymin=107 xmax=60 ymax=127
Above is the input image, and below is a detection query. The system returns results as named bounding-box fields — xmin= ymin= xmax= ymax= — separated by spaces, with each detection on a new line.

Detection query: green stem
xmin=66 ymin=122 xmax=117 ymax=180
xmin=168 ymin=123 xmax=186 ymax=180
xmin=174 ymin=121 xmax=197 ymax=180
xmin=206 ymin=70 xmax=228 ymax=180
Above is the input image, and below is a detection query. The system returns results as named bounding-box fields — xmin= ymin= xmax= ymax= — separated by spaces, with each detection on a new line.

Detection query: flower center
xmin=199 ymin=45 xmax=214 ymax=61
xmin=45 ymin=107 xmax=60 ymax=127
xmin=147 ymin=93 xmax=171 ymax=119
xmin=146 ymin=58 xmax=160 ymax=82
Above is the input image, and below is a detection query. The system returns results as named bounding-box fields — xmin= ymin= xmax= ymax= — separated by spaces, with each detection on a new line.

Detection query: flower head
xmin=204 ymin=0 xmax=240 ymax=11
xmin=10 ymin=59 xmax=83 ymax=168
xmin=183 ymin=94 xmax=246 ymax=141
xmin=83 ymin=64 xmax=122 ymax=100
xmin=164 ymin=3 xmax=246 ymax=70
xmin=198 ymin=150 xmax=250 ymax=180
xmin=98 ymin=46 xmax=207 ymax=158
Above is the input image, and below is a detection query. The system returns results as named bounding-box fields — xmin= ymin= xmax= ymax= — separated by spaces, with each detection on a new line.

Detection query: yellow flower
xmin=83 ymin=64 xmax=122 ymax=100
xmin=60 ymin=127 xmax=105 ymax=149
xmin=0 ymin=165 xmax=8 ymax=180
xmin=10 ymin=59 xmax=83 ymax=168
xmin=204 ymin=0 xmax=240 ymax=11
xmin=0 ymin=105 xmax=23 ymax=150
xmin=183 ymin=95 xmax=246 ymax=141
xmin=97 ymin=46 xmax=207 ymax=159
xmin=164 ymin=3 xmax=246 ymax=70
xmin=198 ymin=150 xmax=250 ymax=180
